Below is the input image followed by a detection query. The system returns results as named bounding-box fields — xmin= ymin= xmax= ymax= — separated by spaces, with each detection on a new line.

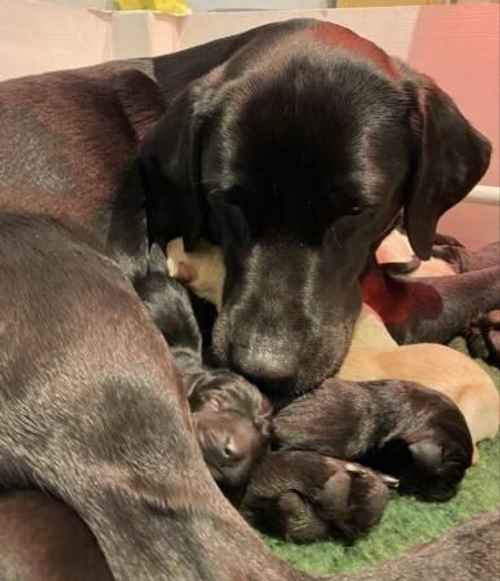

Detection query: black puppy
xmin=431 ymin=240 xmax=500 ymax=275
xmin=135 ymin=244 xmax=272 ymax=493
xmin=0 ymin=213 xmax=314 ymax=581
xmin=240 ymin=451 xmax=398 ymax=543
xmin=368 ymin=237 xmax=500 ymax=346
xmin=272 ymin=378 xmax=473 ymax=501
xmin=189 ymin=375 xmax=271 ymax=495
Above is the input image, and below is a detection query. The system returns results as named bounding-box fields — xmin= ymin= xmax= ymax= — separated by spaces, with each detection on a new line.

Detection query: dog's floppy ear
xmin=402 ymin=72 xmax=491 ymax=259
xmin=139 ymin=86 xmax=210 ymax=253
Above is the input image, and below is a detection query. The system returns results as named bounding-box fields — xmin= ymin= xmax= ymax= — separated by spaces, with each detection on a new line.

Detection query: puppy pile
xmin=167 ymin=233 xmax=499 ymax=542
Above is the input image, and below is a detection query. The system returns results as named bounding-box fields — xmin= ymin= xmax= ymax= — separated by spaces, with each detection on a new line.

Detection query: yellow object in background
xmin=337 ymin=0 xmax=444 ymax=6
xmin=114 ymin=1 xmax=191 ymax=16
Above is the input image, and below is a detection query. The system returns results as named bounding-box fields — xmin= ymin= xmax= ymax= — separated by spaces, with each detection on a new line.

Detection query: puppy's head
xmin=140 ymin=21 xmax=490 ymax=397
xmin=194 ymin=410 xmax=266 ymax=489
xmin=191 ymin=372 xmax=271 ymax=489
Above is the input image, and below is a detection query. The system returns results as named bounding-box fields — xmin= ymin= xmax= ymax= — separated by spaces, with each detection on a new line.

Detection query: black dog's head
xmin=141 ymin=20 xmax=491 ymax=397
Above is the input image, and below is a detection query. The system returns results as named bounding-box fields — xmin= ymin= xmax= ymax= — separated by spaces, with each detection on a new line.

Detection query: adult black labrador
xmin=138 ymin=19 xmax=492 ymax=397
xmin=0 ymin=17 xmax=494 ymax=579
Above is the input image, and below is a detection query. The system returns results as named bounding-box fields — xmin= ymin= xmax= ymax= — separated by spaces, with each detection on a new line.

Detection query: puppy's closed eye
xmin=222 ymin=437 xmax=239 ymax=461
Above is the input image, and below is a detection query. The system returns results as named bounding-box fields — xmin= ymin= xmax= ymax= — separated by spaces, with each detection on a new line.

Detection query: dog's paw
xmin=240 ymin=451 xmax=393 ymax=542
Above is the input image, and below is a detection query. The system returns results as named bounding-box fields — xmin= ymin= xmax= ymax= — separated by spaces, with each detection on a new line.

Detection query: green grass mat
xmin=266 ymin=338 xmax=500 ymax=576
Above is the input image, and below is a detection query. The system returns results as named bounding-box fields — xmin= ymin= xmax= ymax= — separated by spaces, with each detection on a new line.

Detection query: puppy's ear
xmin=139 ymin=81 xmax=218 ymax=252
xmin=402 ymin=71 xmax=491 ymax=259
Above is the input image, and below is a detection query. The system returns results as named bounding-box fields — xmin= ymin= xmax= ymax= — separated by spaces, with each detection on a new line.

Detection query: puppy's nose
xmin=230 ymin=342 xmax=292 ymax=385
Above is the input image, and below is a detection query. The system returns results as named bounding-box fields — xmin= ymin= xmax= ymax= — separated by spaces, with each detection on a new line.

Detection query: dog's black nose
xmin=230 ymin=342 xmax=293 ymax=386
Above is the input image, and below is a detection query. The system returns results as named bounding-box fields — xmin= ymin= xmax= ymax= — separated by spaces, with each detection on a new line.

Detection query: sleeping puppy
xmin=139 ymin=245 xmax=399 ymax=534
xmin=338 ymin=304 xmax=500 ymax=463
xmin=189 ymin=374 xmax=272 ymax=495
xmin=272 ymin=377 xmax=473 ymax=501
xmin=186 ymin=367 xmax=398 ymax=541
xmin=369 ymin=233 xmax=500 ymax=346
xmin=135 ymin=244 xmax=272 ymax=494
xmin=240 ymin=451 xmax=397 ymax=543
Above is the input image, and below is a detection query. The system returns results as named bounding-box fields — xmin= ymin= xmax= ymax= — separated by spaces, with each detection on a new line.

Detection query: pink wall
xmin=408 ymin=4 xmax=499 ymax=186
xmin=1 ymin=2 xmax=497 ymax=190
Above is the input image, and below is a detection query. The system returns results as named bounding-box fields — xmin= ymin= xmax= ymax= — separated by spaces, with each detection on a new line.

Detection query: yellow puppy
xmin=166 ymin=237 xmax=500 ymax=461
xmin=166 ymin=238 xmax=225 ymax=310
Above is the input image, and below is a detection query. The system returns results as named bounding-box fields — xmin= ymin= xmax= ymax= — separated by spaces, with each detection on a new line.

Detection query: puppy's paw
xmin=276 ymin=491 xmax=330 ymax=543
xmin=240 ymin=452 xmax=392 ymax=542
xmin=390 ymin=431 xmax=472 ymax=501
xmin=313 ymin=460 xmax=393 ymax=539
xmin=467 ymin=310 xmax=500 ymax=366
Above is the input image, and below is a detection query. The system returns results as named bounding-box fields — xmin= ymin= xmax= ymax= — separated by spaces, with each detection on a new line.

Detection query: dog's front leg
xmin=0 ymin=370 xmax=302 ymax=581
